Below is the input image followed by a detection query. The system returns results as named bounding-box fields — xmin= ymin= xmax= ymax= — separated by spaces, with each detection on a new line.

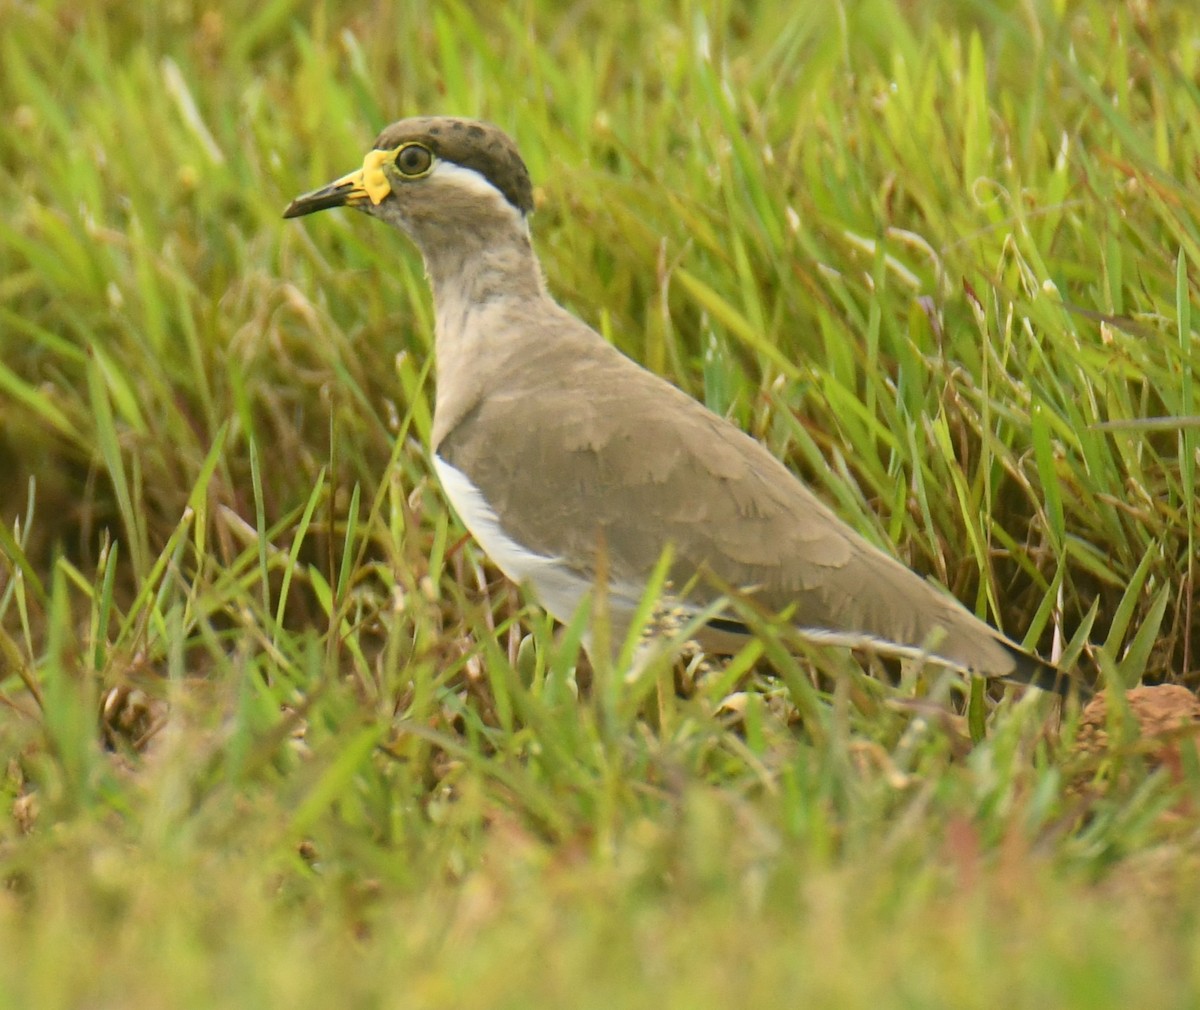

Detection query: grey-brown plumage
xmin=284 ymin=116 xmax=1072 ymax=694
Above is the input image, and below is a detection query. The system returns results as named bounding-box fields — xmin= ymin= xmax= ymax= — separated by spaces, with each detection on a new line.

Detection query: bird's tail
xmin=1002 ymin=644 xmax=1092 ymax=698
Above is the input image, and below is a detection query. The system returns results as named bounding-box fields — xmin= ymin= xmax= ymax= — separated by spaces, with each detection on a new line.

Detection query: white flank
xmin=433 ymin=455 xmax=591 ymax=622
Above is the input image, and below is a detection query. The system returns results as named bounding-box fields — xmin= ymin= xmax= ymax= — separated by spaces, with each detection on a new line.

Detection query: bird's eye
xmin=394 ymin=143 xmax=433 ymax=177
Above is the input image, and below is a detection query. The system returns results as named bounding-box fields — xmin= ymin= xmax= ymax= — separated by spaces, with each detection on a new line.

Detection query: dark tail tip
xmin=1003 ymin=645 xmax=1093 ymax=699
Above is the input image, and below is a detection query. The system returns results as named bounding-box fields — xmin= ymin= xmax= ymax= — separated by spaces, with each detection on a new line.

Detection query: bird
xmin=284 ymin=115 xmax=1071 ymax=694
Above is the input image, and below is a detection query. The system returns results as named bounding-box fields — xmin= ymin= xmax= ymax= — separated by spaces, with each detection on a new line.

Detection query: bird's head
xmin=283 ymin=117 xmax=534 ymax=243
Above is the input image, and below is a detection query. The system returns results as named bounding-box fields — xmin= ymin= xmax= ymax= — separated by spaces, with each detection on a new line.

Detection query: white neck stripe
xmin=430 ymin=160 xmax=527 ymax=226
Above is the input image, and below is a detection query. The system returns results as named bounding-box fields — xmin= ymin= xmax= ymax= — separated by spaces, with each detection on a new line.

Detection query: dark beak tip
xmin=281 ymin=183 xmax=357 ymax=220
xmin=282 ymin=191 xmax=330 ymax=219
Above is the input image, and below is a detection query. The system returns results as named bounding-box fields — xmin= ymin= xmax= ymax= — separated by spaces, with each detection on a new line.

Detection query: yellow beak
xmin=283 ymin=149 xmax=393 ymax=218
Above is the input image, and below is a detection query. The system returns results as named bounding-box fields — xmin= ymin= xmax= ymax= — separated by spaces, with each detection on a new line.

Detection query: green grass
xmin=2 ymin=0 xmax=1200 ymax=1006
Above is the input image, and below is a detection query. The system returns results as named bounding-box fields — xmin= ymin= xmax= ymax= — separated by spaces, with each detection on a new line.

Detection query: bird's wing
xmin=436 ymin=324 xmax=1023 ymax=678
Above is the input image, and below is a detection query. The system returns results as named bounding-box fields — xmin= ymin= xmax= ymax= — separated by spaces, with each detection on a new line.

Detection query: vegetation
xmin=1 ymin=1 xmax=1198 ymax=1005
